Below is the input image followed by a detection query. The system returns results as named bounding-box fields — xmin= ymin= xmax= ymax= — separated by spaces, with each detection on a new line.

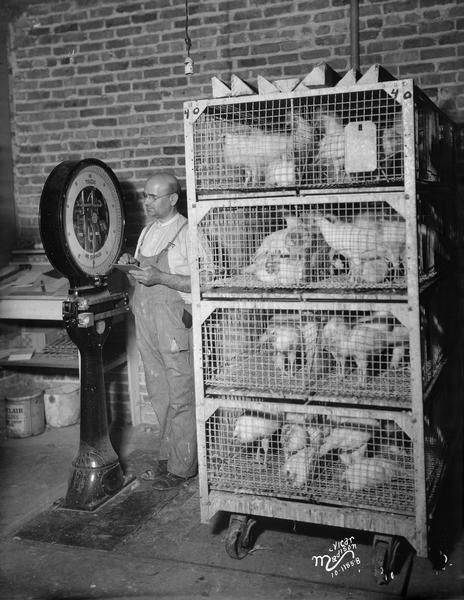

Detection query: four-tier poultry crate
xmin=184 ymin=64 xmax=459 ymax=583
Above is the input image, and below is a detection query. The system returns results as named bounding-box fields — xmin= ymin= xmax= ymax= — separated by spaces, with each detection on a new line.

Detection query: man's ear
xmin=170 ymin=193 xmax=179 ymax=207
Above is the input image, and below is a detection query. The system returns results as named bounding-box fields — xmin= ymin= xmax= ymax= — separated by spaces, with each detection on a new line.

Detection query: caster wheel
xmin=225 ymin=514 xmax=256 ymax=560
xmin=372 ymin=540 xmax=391 ymax=585
xmin=430 ymin=547 xmax=448 ymax=571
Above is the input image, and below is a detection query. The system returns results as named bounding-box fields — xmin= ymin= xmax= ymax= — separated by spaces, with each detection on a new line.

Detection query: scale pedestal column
xmin=62 ymin=307 xmax=125 ymax=510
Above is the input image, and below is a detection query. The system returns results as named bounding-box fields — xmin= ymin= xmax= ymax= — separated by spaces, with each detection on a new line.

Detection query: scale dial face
xmin=64 ymin=164 xmax=123 ymax=276
xmin=40 ymin=158 xmax=125 ymax=288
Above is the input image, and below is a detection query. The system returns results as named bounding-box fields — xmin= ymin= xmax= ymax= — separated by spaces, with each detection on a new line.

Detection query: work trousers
xmin=133 ymin=263 xmax=197 ymax=478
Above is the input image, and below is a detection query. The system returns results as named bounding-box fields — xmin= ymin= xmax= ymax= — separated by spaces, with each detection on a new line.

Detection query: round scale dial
xmin=40 ymin=158 xmax=125 ymax=288
xmin=64 ymin=164 xmax=123 ymax=276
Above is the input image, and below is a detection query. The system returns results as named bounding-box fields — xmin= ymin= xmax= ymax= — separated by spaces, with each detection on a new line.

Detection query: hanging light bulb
xmin=184 ymin=55 xmax=194 ymax=75
xmin=184 ymin=0 xmax=194 ymax=75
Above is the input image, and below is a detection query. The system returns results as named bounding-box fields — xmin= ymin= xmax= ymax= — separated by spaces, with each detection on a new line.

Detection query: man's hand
xmin=130 ymin=265 xmax=166 ymax=287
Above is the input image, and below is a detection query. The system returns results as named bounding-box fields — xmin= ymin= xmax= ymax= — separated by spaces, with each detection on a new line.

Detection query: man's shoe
xmin=140 ymin=459 xmax=168 ymax=481
xmin=151 ymin=472 xmax=187 ymax=491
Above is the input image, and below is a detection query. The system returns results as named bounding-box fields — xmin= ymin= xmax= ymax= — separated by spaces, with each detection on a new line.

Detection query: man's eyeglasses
xmin=142 ymin=192 xmax=172 ymax=203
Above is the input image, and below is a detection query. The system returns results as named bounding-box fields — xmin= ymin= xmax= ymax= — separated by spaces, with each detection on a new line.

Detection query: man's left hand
xmin=131 ymin=265 xmax=166 ymax=287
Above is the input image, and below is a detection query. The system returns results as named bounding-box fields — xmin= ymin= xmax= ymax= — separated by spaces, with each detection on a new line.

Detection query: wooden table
xmin=0 ymin=263 xmax=141 ymax=425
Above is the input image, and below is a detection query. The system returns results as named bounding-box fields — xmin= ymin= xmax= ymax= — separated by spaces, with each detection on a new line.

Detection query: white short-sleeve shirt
xmin=134 ymin=212 xmax=214 ymax=303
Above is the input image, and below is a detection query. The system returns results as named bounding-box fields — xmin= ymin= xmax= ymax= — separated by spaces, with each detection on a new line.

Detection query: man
xmin=119 ymin=172 xmax=201 ymax=490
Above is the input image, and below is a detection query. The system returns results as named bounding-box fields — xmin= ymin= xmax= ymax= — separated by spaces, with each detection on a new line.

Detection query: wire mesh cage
xmin=201 ymin=304 xmax=416 ymax=404
xmin=205 ymin=402 xmax=415 ymax=514
xmin=197 ymin=200 xmax=422 ymax=292
xmin=188 ymin=83 xmax=456 ymax=193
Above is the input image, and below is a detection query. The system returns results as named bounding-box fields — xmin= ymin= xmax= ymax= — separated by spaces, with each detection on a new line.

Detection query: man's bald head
xmin=145 ymin=173 xmax=181 ymax=197
xmin=143 ymin=172 xmax=182 ymax=222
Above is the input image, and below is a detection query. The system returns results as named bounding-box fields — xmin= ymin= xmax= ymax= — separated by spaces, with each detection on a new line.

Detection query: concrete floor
xmin=0 ymin=423 xmax=462 ymax=600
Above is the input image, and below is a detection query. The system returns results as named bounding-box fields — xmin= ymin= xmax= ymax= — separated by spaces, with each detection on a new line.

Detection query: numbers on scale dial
xmin=64 ymin=165 xmax=123 ymax=276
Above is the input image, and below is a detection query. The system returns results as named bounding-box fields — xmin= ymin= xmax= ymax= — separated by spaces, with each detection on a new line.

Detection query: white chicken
xmin=306 ymin=424 xmax=325 ymax=447
xmin=223 ymin=115 xmax=314 ymax=186
xmin=342 ymin=456 xmax=397 ymax=491
xmin=314 ymin=111 xmax=347 ymax=183
xmin=259 ymin=316 xmax=302 ymax=374
xmin=360 ymin=258 xmax=390 ymax=284
xmin=310 ymin=213 xmax=406 ymax=284
xmin=389 ymin=325 xmax=409 ymax=369
xmin=280 ymin=422 xmax=307 ymax=459
xmin=338 ymin=442 xmax=368 ymax=466
xmin=249 ymin=251 xmax=305 ymax=286
xmin=281 ymin=446 xmax=317 ymax=488
xmin=379 ymin=220 xmax=406 ymax=280
xmin=380 ymin=112 xmax=403 ymax=180
xmin=312 ymin=214 xmax=381 ymax=283
xmin=322 ymin=316 xmax=392 ymax=386
xmin=319 ymin=427 xmax=372 ymax=456
xmin=265 ymin=155 xmax=296 ymax=186
xmin=354 ymin=214 xmax=406 ymax=280
xmin=244 ymin=216 xmax=313 ymax=286
xmin=301 ymin=320 xmax=319 ymax=375
xmin=233 ymin=414 xmax=280 ymax=464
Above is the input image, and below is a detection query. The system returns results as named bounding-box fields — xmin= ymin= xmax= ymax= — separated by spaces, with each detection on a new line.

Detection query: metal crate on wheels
xmin=183 ymin=64 xmax=459 ymax=583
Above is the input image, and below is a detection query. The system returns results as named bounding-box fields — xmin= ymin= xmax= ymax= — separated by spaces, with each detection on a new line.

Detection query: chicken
xmin=233 ymin=414 xmax=280 ymax=464
xmin=306 ymin=425 xmax=324 ymax=447
xmin=319 ymin=427 xmax=372 ymax=456
xmin=280 ymin=423 xmax=307 ymax=459
xmin=379 ymin=220 xmax=406 ymax=280
xmin=244 ymin=216 xmax=313 ymax=285
xmin=360 ymin=258 xmax=389 ymax=284
xmin=342 ymin=457 xmax=397 ymax=491
xmin=223 ymin=115 xmax=314 ymax=186
xmin=250 ymin=251 xmax=305 ymax=286
xmin=354 ymin=214 xmax=406 ymax=280
xmin=281 ymin=446 xmax=317 ymax=488
xmin=310 ymin=213 xmax=406 ymax=283
xmin=380 ymin=112 xmax=403 ymax=180
xmin=259 ymin=316 xmax=302 ymax=374
xmin=255 ymin=217 xmax=312 ymax=258
xmin=314 ymin=111 xmax=347 ymax=183
xmin=339 ymin=442 xmax=368 ymax=466
xmin=389 ymin=325 xmax=409 ymax=369
xmin=285 ymin=412 xmax=306 ymax=424
xmin=265 ymin=155 xmax=296 ymax=186
xmin=247 ymin=251 xmax=282 ymax=284
xmin=301 ymin=320 xmax=319 ymax=374
xmin=322 ymin=316 xmax=394 ymax=385
xmin=312 ymin=214 xmax=381 ymax=282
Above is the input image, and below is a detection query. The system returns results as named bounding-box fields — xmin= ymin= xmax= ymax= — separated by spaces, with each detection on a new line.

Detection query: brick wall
xmin=7 ymin=0 xmax=463 ymax=243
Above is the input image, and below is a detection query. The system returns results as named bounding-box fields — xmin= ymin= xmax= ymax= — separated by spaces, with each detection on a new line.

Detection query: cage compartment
xmin=192 ymin=87 xmax=404 ymax=192
xmin=205 ymin=402 xmax=415 ymax=515
xmin=188 ymin=81 xmax=455 ymax=194
xmin=197 ymin=199 xmax=420 ymax=292
xmin=200 ymin=302 xmax=417 ymax=405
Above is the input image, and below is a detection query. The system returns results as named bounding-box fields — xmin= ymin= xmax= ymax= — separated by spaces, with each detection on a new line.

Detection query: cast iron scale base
xmin=39 ymin=158 xmax=132 ymax=511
